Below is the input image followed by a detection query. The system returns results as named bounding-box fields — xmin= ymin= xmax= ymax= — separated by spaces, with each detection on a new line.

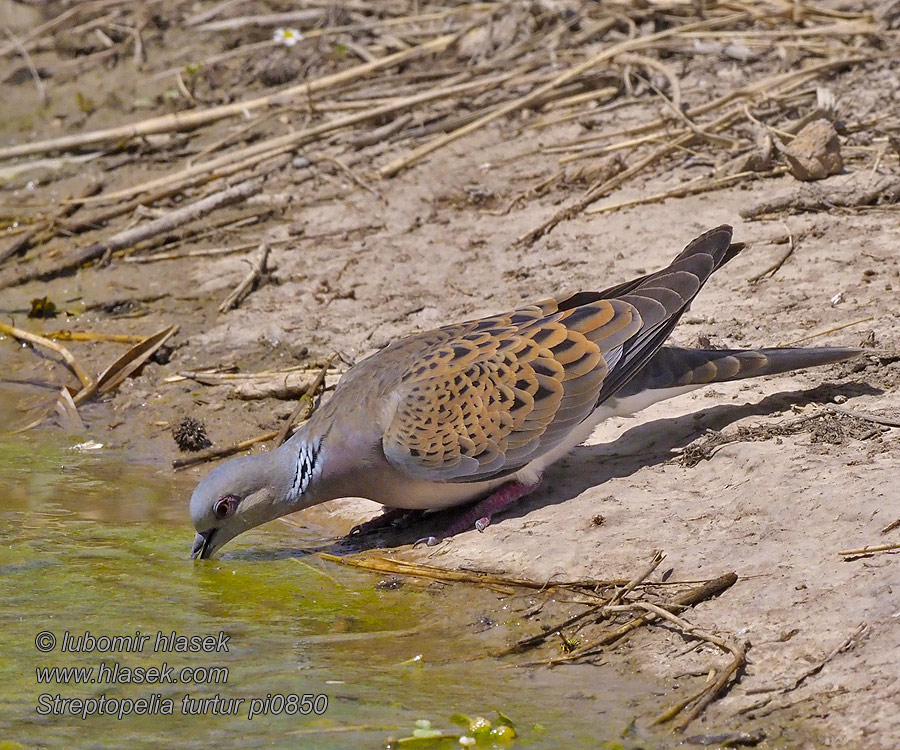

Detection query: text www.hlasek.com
xmin=36 ymin=661 xmax=229 ymax=686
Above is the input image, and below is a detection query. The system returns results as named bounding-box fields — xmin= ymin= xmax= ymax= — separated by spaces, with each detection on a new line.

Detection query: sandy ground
xmin=2 ymin=1 xmax=899 ymax=746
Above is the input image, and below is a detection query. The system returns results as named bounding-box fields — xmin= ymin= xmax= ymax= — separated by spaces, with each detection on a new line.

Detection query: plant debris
xmin=27 ymin=296 xmax=58 ymax=319
xmin=172 ymin=417 xmax=212 ymax=452
xmin=678 ymin=407 xmax=894 ymax=468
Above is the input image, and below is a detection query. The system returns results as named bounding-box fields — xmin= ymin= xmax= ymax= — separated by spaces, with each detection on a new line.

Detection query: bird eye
xmin=213 ymin=495 xmax=238 ymax=520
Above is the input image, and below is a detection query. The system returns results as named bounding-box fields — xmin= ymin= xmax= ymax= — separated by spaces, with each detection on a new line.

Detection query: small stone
xmin=172 ymin=417 xmax=212 ymax=452
xmin=151 ymin=344 xmax=173 ymax=365
xmin=782 ymin=119 xmax=843 ymax=181
xmin=257 ymin=53 xmax=301 ymax=87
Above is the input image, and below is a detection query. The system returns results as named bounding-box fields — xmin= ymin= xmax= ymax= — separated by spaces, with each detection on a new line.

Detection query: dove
xmin=189 ymin=225 xmax=860 ymax=559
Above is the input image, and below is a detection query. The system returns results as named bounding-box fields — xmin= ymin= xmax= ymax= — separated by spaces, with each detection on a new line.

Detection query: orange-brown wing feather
xmin=380 ymin=298 xmax=641 ymax=482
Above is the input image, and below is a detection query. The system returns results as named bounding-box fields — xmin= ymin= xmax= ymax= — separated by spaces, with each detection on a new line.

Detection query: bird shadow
xmin=242 ymin=380 xmax=879 ymax=561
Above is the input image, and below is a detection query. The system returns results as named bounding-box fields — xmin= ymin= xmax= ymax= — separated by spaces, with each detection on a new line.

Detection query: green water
xmin=0 ymin=432 xmax=657 ymax=750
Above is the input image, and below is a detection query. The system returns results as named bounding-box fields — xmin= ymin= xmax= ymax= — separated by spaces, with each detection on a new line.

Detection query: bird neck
xmin=277 ymin=426 xmax=330 ymax=512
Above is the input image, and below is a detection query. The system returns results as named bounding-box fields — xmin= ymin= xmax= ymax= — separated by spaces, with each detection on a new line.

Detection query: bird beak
xmin=190 ymin=529 xmax=216 ymax=560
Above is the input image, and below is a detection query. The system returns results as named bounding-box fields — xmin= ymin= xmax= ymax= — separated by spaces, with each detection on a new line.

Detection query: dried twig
xmin=747 ymin=231 xmax=796 ymax=283
xmin=791 ymin=623 xmax=867 ymax=693
xmin=173 ymin=431 xmax=280 ymax=470
xmin=496 ymin=550 xmax=665 ymax=656
xmin=1 ymin=178 xmax=263 ymax=288
xmin=276 ymin=356 xmax=335 ymax=446
xmin=838 ymin=542 xmax=900 ymax=557
xmin=825 ymin=405 xmax=900 ymax=429
xmin=350 ymin=113 xmax=414 ymax=149
xmin=641 ymin=602 xmax=746 ymax=731
xmin=779 ymin=316 xmax=874 ymax=346
xmin=44 ymin=331 xmax=147 ymax=344
xmin=219 ymin=242 xmax=270 ymax=313
xmin=585 ymin=168 xmax=786 ymax=217
xmin=2 ymin=25 xmax=46 ymax=104
xmin=0 ymin=322 xmax=94 ymax=390
xmin=523 ymin=573 xmax=738 ymax=668
xmin=736 ymin=622 xmax=869 ymax=718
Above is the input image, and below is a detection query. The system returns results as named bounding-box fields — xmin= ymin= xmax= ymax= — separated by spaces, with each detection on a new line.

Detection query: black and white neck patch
xmin=289 ymin=440 xmax=320 ymax=501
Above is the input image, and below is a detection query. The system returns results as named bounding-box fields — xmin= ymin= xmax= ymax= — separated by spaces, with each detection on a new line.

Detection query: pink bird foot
xmin=414 ymin=477 xmax=542 ymax=547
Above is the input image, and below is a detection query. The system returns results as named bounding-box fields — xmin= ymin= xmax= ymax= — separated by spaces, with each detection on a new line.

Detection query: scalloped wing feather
xmin=381 ymin=297 xmax=640 ymax=482
xmin=380 ymin=225 xmax=736 ymax=483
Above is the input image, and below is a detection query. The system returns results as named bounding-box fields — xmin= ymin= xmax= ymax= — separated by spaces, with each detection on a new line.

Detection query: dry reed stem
xmin=44 ymin=331 xmax=147 ymax=343
xmin=377 ymin=13 xmax=748 ymax=178
xmin=0 ymin=34 xmax=457 ymax=160
xmin=13 ymin=178 xmax=262 ymax=285
xmin=317 ymin=552 xmax=627 ymax=591
xmin=516 ymin=54 xmax=867 ymax=247
xmin=585 ymin=168 xmax=786 ymax=216
xmin=85 ymin=72 xmax=518 ymax=205
xmin=550 ymin=55 xmax=867 ymax=156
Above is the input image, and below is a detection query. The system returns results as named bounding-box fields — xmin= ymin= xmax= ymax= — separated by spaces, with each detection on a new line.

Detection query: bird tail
xmin=617 ymin=346 xmax=862 ymax=397
xmin=594 ymin=225 xmax=741 ymax=402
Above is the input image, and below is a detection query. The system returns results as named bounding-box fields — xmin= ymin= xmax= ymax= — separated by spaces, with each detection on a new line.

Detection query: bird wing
xmin=380 ymin=225 xmax=735 ymax=483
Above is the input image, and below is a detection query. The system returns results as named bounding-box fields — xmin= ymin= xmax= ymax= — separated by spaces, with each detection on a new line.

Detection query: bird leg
xmin=415 ymin=477 xmax=542 ymax=547
xmin=349 ymin=507 xmax=428 ymax=536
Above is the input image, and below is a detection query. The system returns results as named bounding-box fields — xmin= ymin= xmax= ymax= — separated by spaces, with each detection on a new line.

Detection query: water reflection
xmin=0 ymin=433 xmax=656 ymax=749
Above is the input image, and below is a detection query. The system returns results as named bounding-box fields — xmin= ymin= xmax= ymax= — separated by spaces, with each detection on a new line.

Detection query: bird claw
xmin=474 ymin=517 xmax=491 ymax=533
xmin=412 ymin=536 xmax=439 ymax=548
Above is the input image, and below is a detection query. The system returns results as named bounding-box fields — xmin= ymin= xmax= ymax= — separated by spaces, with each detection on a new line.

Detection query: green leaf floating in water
xmin=385 ymin=711 xmax=517 ymax=748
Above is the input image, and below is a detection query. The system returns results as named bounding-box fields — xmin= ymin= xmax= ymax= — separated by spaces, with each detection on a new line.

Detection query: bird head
xmin=189 ymin=434 xmax=322 ymax=559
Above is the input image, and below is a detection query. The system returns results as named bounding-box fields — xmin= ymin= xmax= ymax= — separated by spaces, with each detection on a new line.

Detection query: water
xmin=0 ymin=430 xmax=659 ymax=750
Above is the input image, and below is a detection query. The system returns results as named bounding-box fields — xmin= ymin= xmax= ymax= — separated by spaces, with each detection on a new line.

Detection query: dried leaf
xmin=53 ymin=387 xmax=85 ymax=433
xmin=74 ymin=324 xmax=178 ymax=404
